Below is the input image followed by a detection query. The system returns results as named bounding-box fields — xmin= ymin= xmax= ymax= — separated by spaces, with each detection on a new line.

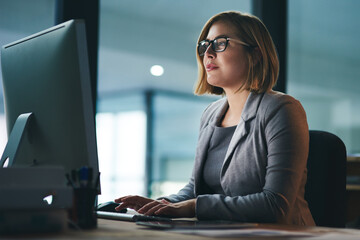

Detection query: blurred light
xmin=150 ymin=65 xmax=164 ymax=76
xmin=43 ymin=195 xmax=54 ymax=205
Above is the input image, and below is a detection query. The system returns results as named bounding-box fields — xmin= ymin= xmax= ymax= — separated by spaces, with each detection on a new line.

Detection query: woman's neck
xmin=221 ymin=90 xmax=250 ymax=127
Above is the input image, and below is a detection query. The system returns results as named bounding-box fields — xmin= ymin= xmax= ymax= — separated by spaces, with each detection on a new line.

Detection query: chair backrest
xmin=305 ymin=130 xmax=347 ymax=228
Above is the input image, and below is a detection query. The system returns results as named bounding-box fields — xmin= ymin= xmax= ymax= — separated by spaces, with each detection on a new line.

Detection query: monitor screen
xmin=0 ymin=20 xmax=99 ymax=184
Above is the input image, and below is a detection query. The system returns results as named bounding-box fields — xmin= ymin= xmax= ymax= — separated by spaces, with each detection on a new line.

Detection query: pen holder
xmin=70 ymin=187 xmax=98 ymax=229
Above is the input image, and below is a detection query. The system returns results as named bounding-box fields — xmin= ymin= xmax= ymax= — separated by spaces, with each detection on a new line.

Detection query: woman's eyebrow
xmin=205 ymin=34 xmax=228 ymax=41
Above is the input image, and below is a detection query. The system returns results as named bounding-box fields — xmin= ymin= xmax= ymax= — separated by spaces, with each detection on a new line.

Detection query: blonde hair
xmin=194 ymin=11 xmax=279 ymax=95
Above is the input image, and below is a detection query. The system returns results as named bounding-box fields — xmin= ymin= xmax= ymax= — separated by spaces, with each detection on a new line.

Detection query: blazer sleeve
xmin=196 ymin=96 xmax=309 ymax=223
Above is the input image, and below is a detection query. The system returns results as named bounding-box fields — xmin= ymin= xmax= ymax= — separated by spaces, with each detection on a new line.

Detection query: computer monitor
xmin=0 ymin=19 xmax=99 ymax=184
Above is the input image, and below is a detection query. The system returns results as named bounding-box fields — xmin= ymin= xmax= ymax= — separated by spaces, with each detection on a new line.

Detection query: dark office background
xmin=0 ymin=0 xmax=359 ymax=202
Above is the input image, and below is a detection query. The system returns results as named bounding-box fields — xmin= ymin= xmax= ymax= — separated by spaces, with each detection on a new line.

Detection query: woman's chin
xmin=207 ymin=78 xmax=222 ymax=88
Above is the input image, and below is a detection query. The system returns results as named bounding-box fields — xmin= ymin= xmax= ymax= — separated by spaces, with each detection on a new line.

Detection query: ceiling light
xmin=150 ymin=65 xmax=164 ymax=76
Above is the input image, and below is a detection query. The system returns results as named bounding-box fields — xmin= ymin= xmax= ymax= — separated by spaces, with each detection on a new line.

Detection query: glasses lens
xmin=213 ymin=38 xmax=227 ymax=52
xmin=198 ymin=40 xmax=210 ymax=56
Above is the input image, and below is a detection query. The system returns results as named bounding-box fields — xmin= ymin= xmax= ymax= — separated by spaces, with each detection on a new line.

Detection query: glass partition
xmin=96 ymin=93 xmax=146 ymax=202
xmin=287 ymin=0 xmax=360 ymax=154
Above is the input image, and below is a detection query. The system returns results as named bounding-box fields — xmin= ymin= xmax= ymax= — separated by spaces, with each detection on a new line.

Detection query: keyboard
xmin=96 ymin=211 xmax=173 ymax=222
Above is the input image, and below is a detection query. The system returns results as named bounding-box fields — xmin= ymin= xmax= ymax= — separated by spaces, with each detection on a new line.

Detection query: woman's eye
xmin=216 ymin=40 xmax=226 ymax=47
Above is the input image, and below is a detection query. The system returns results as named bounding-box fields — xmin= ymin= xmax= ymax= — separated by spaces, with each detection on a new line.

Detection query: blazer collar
xmin=241 ymin=91 xmax=264 ymax=122
xmin=222 ymin=92 xmax=264 ymax=173
xmin=208 ymin=91 xmax=263 ymax=127
xmin=208 ymin=99 xmax=228 ymax=127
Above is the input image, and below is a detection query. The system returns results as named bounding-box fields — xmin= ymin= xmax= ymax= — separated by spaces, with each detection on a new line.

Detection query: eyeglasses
xmin=197 ymin=37 xmax=251 ymax=56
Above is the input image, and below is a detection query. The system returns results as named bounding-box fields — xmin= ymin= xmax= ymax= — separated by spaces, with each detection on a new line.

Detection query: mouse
xmin=96 ymin=201 xmax=127 ymax=213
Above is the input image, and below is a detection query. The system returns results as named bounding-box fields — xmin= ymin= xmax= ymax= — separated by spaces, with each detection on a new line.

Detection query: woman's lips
xmin=206 ymin=63 xmax=218 ymax=71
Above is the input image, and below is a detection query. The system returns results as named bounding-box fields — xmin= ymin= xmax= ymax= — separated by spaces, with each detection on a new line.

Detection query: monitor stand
xmin=0 ymin=112 xmax=33 ymax=167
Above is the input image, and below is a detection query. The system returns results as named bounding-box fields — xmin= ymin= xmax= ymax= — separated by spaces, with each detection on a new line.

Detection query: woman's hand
xmin=114 ymin=195 xmax=154 ymax=212
xmin=114 ymin=195 xmax=196 ymax=218
xmin=141 ymin=198 xmax=196 ymax=218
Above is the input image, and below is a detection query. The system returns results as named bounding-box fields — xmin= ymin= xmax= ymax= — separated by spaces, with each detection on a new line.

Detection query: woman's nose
xmin=204 ymin=44 xmax=215 ymax=58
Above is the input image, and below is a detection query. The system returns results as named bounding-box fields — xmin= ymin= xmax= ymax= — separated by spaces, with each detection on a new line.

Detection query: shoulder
xmin=199 ymin=97 xmax=226 ymax=128
xmin=203 ymin=97 xmax=226 ymax=115
xmin=262 ymin=91 xmax=300 ymax=105
xmin=259 ymin=91 xmax=307 ymax=126
xmin=260 ymin=91 xmax=305 ymax=114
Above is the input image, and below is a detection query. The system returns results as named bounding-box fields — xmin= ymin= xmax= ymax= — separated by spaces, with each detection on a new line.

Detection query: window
xmin=96 ymin=92 xmax=146 ymax=202
xmin=96 ymin=110 xmax=146 ymax=202
xmin=287 ymin=0 xmax=360 ymax=154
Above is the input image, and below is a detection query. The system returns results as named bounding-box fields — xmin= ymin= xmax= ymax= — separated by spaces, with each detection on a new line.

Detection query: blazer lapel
xmin=221 ymin=92 xmax=264 ymax=173
xmin=223 ymin=118 xmax=247 ymax=164
xmin=194 ymin=99 xmax=229 ymax=194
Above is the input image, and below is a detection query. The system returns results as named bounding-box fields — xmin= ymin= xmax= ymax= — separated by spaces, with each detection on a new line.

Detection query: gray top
xmin=164 ymin=91 xmax=315 ymax=225
xmin=203 ymin=125 xmax=236 ymax=194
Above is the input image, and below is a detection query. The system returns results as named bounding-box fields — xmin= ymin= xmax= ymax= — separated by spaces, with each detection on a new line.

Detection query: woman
xmin=115 ymin=11 xmax=315 ymax=225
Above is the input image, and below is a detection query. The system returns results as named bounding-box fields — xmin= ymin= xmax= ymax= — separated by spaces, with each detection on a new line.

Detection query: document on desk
xmin=137 ymin=221 xmax=319 ymax=237
xmin=170 ymin=228 xmax=360 ymax=239
xmin=137 ymin=221 xmax=257 ymax=229
xmin=169 ymin=228 xmax=318 ymax=238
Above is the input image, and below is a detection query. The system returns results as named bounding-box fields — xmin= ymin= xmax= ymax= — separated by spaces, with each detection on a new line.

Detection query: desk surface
xmin=6 ymin=219 xmax=360 ymax=239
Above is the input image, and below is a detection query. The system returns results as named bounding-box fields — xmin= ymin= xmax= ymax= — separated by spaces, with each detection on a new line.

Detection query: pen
xmin=87 ymin=167 xmax=93 ymax=188
xmin=65 ymin=173 xmax=75 ymax=188
xmin=79 ymin=166 xmax=89 ymax=187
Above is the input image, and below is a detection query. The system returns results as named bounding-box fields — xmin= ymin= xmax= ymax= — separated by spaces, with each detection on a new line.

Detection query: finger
xmin=115 ymin=202 xmax=136 ymax=211
xmin=156 ymin=201 xmax=195 ymax=217
xmin=115 ymin=205 xmax=126 ymax=211
xmin=121 ymin=195 xmax=154 ymax=206
xmin=114 ymin=195 xmax=135 ymax=203
xmin=160 ymin=199 xmax=170 ymax=204
xmin=115 ymin=196 xmax=144 ymax=206
xmin=118 ymin=195 xmax=139 ymax=202
xmin=143 ymin=204 xmax=165 ymax=216
xmin=154 ymin=205 xmax=176 ymax=217
xmin=137 ymin=200 xmax=161 ymax=214
xmin=114 ymin=197 xmax=123 ymax=203
xmin=114 ymin=196 xmax=148 ymax=212
xmin=115 ymin=199 xmax=148 ymax=211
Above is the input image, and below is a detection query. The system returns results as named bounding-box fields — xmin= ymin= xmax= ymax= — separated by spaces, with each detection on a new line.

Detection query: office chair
xmin=304 ymin=130 xmax=347 ymax=228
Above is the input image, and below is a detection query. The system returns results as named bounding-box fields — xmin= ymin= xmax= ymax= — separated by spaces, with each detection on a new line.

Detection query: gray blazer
xmin=165 ymin=91 xmax=315 ymax=225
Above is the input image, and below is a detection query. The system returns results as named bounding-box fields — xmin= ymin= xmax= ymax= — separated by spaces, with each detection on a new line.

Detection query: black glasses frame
xmin=197 ymin=37 xmax=251 ymax=56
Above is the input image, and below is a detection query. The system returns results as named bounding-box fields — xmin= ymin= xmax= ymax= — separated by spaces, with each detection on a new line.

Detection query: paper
xmin=171 ymin=228 xmax=360 ymax=239
xmin=171 ymin=228 xmax=318 ymax=237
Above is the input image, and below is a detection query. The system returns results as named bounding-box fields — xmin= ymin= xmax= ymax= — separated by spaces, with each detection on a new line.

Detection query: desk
xmin=7 ymin=219 xmax=360 ymax=240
